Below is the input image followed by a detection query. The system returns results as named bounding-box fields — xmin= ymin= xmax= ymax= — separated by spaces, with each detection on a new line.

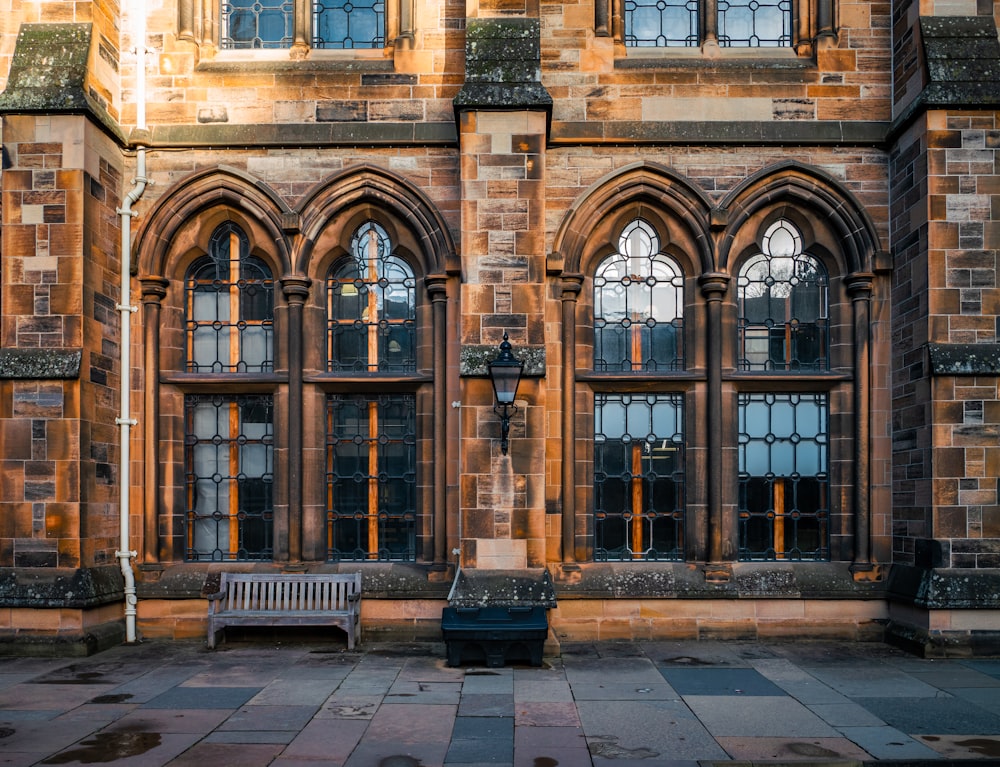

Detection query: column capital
xmin=560 ymin=273 xmax=584 ymax=300
xmin=140 ymin=276 xmax=169 ymax=301
xmin=281 ymin=276 xmax=312 ymax=302
xmin=698 ymin=272 xmax=731 ymax=299
xmin=845 ymin=272 xmax=874 ymax=299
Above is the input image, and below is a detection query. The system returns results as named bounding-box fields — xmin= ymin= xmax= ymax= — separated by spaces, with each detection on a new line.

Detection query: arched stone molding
xmin=719 ymin=162 xmax=883 ymax=577
xmin=717 ymin=161 xmax=882 ymax=276
xmin=551 ymin=161 xmax=715 ymax=276
xmin=550 ymin=163 xmax=713 ymax=569
xmin=294 ymin=164 xmax=458 ymax=279
xmin=134 ymin=166 xmax=295 ymax=280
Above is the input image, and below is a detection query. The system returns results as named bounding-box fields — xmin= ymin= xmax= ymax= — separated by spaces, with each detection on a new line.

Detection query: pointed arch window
xmin=594 ymin=219 xmax=685 ymax=373
xmin=327 ymin=221 xmax=417 ymax=373
xmin=592 ymin=218 xmax=687 ymax=562
xmin=325 ymin=220 xmax=418 ymax=561
xmin=185 ymin=223 xmax=274 ymax=373
xmin=738 ymin=219 xmax=829 ymax=372
xmin=182 ymin=223 xmax=275 ymax=562
xmin=736 ymin=220 xmax=831 ymax=561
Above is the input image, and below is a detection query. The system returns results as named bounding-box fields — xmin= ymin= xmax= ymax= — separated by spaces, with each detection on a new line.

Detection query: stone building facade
xmin=0 ymin=0 xmax=997 ymax=656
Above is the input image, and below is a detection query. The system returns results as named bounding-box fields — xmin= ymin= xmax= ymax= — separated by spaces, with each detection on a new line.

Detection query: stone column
xmin=281 ymin=276 xmax=311 ymax=562
xmin=560 ymin=276 xmax=583 ymax=563
xmin=846 ymin=273 xmax=875 ymax=577
xmin=699 ymin=272 xmax=731 ymax=577
xmin=140 ymin=277 xmax=169 ymax=563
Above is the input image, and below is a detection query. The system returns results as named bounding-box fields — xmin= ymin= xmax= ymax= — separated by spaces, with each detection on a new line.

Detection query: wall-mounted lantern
xmin=488 ymin=333 xmax=524 ymax=455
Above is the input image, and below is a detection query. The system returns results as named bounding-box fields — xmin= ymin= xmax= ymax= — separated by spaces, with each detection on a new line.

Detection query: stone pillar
xmin=698 ymin=272 xmax=732 ymax=578
xmin=140 ymin=277 xmax=169 ymax=564
xmin=281 ymin=276 xmax=311 ymax=563
xmin=453 ymin=14 xmax=552 ymax=572
xmin=0 ymin=23 xmax=143 ymax=650
xmin=560 ymin=276 xmax=583 ymax=563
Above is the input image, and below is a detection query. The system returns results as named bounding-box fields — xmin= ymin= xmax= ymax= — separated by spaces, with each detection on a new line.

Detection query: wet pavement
xmin=2 ymin=637 xmax=1000 ymax=766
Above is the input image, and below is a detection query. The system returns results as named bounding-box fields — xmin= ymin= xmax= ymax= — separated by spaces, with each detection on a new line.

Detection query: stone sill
xmin=615 ymin=49 xmax=811 ymax=70
xmin=196 ymin=52 xmax=394 ymax=74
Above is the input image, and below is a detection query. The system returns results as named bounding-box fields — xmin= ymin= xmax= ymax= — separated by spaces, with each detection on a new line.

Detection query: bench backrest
xmin=218 ymin=573 xmax=361 ymax=613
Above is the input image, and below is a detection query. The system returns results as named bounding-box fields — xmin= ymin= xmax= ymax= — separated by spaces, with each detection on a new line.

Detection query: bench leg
xmin=207 ymin=624 xmax=223 ymax=650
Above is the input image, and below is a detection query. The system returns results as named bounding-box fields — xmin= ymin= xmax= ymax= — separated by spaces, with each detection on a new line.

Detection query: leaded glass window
xmin=594 ymin=393 xmax=685 ymax=561
xmin=594 ymin=219 xmax=684 ymax=372
xmin=220 ymin=0 xmax=385 ymax=49
xmin=738 ymin=220 xmax=829 ymax=372
xmin=623 ymin=0 xmax=791 ymax=47
xmin=738 ymin=392 xmax=829 ymax=560
xmin=624 ymin=0 xmax=699 ymax=46
xmin=186 ymin=223 xmax=274 ymax=373
xmin=221 ymin=0 xmax=294 ymax=48
xmin=313 ymin=0 xmax=386 ymax=48
xmin=326 ymin=394 xmax=416 ymax=561
xmin=327 ymin=221 xmax=416 ymax=373
xmin=185 ymin=394 xmax=274 ymax=561
xmin=718 ymin=0 xmax=791 ymax=46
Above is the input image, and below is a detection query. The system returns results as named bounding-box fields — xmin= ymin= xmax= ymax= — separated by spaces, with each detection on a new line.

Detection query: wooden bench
xmin=206 ymin=572 xmax=361 ymax=649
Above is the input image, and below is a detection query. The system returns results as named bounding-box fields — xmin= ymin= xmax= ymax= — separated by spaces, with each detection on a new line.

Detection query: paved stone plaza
xmin=2 ymin=639 xmax=1000 ymax=766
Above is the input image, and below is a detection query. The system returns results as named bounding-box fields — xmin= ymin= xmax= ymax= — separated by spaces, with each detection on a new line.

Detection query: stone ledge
xmin=552 ymin=561 xmax=888 ymax=599
xmin=887 ymin=564 xmax=1000 ymax=609
xmin=927 ymin=343 xmax=1000 ymax=376
xmin=136 ymin=562 xmax=452 ymax=601
xmin=551 ymin=120 xmax=888 ymax=145
xmin=145 ymin=121 xmax=457 ymax=147
xmin=0 ymin=566 xmax=124 ymax=608
xmin=0 ymin=348 xmax=82 ymax=380
xmin=0 ymin=621 xmax=125 ymax=657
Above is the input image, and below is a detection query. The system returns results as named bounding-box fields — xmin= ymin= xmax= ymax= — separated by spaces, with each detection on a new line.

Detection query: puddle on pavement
xmin=924 ymin=736 xmax=1000 ymax=757
xmin=533 ymin=759 xmax=559 ymax=766
xmin=89 ymin=694 xmax=134 ymax=704
xmin=957 ymin=738 xmax=1000 ymax=757
xmin=660 ymin=656 xmax=714 ymax=665
xmin=378 ymin=757 xmax=423 ymax=767
xmin=786 ymin=742 xmax=840 ymax=758
xmin=0 ymin=727 xmax=15 ymax=739
xmin=40 ymin=731 xmax=162 ymax=764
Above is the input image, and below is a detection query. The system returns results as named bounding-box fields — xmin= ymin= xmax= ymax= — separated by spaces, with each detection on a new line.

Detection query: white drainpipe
xmin=115 ymin=2 xmax=149 ymax=643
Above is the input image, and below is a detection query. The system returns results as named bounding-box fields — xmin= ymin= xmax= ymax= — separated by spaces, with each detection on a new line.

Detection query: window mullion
xmin=294 ymin=0 xmax=309 ymax=49
xmin=229 ymin=232 xmax=240 ymax=370
xmin=703 ymin=0 xmax=719 ymax=46
xmin=367 ymin=400 xmax=379 ymax=559
xmin=631 ymin=442 xmax=643 ymax=557
xmin=229 ymin=401 xmax=240 ymax=557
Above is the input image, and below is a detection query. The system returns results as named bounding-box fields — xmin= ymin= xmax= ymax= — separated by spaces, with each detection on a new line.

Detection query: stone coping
xmin=0 ymin=349 xmax=82 ymax=380
xmin=927 ymin=343 xmax=1000 ymax=376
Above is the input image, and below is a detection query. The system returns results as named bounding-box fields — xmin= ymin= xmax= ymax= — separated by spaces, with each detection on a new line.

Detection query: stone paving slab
xmin=836 ymin=725 xmax=944 ymax=760
xmin=851 ymin=695 xmax=1000 ymax=735
xmin=683 ymin=694 xmax=841 ymax=738
xmin=660 ymin=666 xmax=787 ymax=696
xmin=714 ymin=735 xmax=874 ymax=761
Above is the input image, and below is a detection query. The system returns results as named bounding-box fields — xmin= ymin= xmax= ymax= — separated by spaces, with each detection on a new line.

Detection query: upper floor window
xmin=327 ymin=221 xmax=416 ymax=373
xmin=221 ymin=0 xmax=385 ymax=49
xmin=594 ymin=219 xmax=685 ymax=372
xmin=624 ymin=0 xmax=791 ymax=47
xmin=186 ymin=223 xmax=274 ymax=373
xmin=737 ymin=219 xmax=828 ymax=372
